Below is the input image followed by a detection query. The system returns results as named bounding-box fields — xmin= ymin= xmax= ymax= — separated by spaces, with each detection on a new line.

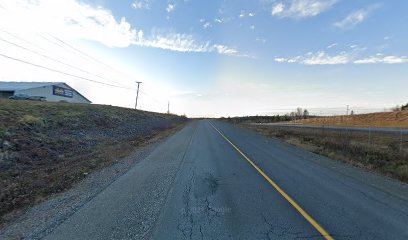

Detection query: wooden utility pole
xmin=135 ymin=81 xmax=142 ymax=109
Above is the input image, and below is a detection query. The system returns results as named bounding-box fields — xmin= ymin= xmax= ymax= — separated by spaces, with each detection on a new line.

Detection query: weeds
xmin=0 ymin=99 xmax=187 ymax=225
xmin=242 ymin=124 xmax=408 ymax=183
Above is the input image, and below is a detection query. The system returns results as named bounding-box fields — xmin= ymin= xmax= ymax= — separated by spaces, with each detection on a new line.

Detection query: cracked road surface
xmin=44 ymin=120 xmax=408 ymax=239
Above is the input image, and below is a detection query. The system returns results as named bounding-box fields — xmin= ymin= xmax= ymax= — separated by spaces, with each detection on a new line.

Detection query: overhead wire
xmin=34 ymin=33 xmax=134 ymax=87
xmin=0 ymin=36 xmax=133 ymax=88
xmin=0 ymin=52 xmax=137 ymax=90
xmin=46 ymin=33 xmax=137 ymax=81
xmin=0 ymin=32 xmax=164 ymax=109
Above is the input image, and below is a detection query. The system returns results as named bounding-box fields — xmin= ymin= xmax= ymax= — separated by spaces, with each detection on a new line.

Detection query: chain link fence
xmin=244 ymin=123 xmax=408 ymax=182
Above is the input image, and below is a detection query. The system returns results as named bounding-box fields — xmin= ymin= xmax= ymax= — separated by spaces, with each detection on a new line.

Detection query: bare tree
xmin=392 ymin=105 xmax=401 ymax=112
xmin=303 ymin=109 xmax=309 ymax=117
xmin=296 ymin=107 xmax=303 ymax=117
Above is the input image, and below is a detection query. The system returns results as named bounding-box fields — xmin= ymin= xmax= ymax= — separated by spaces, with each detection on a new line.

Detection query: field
xmin=0 ymin=100 xmax=187 ymax=225
xmin=285 ymin=111 xmax=408 ymax=128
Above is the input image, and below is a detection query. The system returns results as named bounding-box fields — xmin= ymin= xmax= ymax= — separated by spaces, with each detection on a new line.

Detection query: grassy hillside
xmin=0 ymin=100 xmax=187 ymax=225
xmin=289 ymin=111 xmax=408 ymax=128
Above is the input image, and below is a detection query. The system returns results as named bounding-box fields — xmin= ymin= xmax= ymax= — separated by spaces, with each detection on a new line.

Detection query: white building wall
xmin=15 ymin=83 xmax=90 ymax=104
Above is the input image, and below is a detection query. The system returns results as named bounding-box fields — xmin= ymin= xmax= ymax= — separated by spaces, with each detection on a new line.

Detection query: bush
xmin=395 ymin=165 xmax=408 ymax=181
xmin=18 ymin=115 xmax=44 ymax=127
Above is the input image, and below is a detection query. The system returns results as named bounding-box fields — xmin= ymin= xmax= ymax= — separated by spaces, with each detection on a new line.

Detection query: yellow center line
xmin=209 ymin=122 xmax=334 ymax=240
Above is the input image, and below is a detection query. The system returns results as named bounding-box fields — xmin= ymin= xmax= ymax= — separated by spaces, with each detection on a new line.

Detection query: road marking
xmin=209 ymin=122 xmax=334 ymax=240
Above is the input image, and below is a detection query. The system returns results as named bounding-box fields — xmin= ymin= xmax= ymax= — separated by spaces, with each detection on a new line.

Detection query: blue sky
xmin=0 ymin=0 xmax=407 ymax=117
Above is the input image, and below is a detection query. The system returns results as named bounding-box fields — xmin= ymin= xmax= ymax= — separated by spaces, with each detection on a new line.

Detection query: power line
xmin=1 ymin=31 xmax=137 ymax=88
xmin=0 ymin=36 xmax=131 ymax=88
xmin=38 ymin=33 xmax=140 ymax=87
xmin=140 ymin=90 xmax=167 ymax=104
xmin=47 ymin=34 xmax=133 ymax=78
xmin=0 ymin=52 xmax=136 ymax=90
xmin=1 ymin=30 xmax=49 ymax=54
xmin=0 ymin=37 xmax=131 ymax=88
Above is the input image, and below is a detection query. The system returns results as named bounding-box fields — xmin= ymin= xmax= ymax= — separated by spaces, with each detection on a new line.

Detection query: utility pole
xmin=346 ymin=105 xmax=350 ymax=116
xmin=135 ymin=81 xmax=142 ymax=109
xmin=167 ymin=101 xmax=170 ymax=114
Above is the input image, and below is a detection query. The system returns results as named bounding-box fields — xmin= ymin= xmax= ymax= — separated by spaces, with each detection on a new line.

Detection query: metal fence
xmin=252 ymin=124 xmax=408 ymax=158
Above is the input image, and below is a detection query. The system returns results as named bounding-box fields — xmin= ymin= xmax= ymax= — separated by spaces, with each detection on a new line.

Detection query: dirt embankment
xmin=0 ymin=100 xmax=187 ymax=225
xmin=288 ymin=111 xmax=408 ymax=128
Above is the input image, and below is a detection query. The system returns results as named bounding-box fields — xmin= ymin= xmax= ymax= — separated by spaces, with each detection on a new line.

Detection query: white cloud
xmin=256 ymin=37 xmax=267 ymax=43
xmin=140 ymin=32 xmax=208 ymax=52
xmin=272 ymin=3 xmax=285 ymax=15
xmin=0 ymin=0 xmax=240 ymax=56
xmin=0 ymin=0 xmax=139 ymax=48
xmin=327 ymin=43 xmax=338 ymax=49
xmin=272 ymin=0 xmax=337 ymax=18
xmin=131 ymin=0 xmax=151 ymax=10
xmin=213 ymin=45 xmax=239 ymax=56
xmin=166 ymin=3 xmax=176 ymax=13
xmin=354 ymin=55 xmax=408 ymax=64
xmin=274 ymin=57 xmax=287 ymax=62
xmin=239 ymin=11 xmax=256 ymax=18
xmin=334 ymin=4 xmax=380 ymax=29
xmin=303 ymin=51 xmax=350 ymax=65
xmin=135 ymin=32 xmax=245 ymax=57
xmin=249 ymin=25 xmax=255 ymax=30
xmin=203 ymin=22 xmax=211 ymax=29
xmin=275 ymin=50 xmax=408 ymax=65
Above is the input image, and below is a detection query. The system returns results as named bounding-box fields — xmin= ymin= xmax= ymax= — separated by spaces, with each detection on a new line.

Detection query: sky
xmin=0 ymin=0 xmax=407 ymax=117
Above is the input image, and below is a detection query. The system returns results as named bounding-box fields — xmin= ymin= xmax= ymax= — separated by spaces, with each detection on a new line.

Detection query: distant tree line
xmin=392 ymin=103 xmax=408 ymax=111
xmin=220 ymin=108 xmax=317 ymax=124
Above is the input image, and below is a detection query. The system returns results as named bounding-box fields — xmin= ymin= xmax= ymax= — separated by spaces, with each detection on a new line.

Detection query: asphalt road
xmin=44 ymin=120 xmax=408 ymax=240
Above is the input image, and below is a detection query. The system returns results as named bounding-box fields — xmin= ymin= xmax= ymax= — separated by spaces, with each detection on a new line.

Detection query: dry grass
xmin=287 ymin=111 xmax=408 ymax=128
xmin=241 ymin=124 xmax=408 ymax=183
xmin=0 ymin=100 xmax=187 ymax=226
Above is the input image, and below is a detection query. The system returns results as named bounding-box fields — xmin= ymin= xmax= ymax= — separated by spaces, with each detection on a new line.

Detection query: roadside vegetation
xmin=221 ymin=107 xmax=316 ymax=124
xmin=236 ymin=115 xmax=408 ymax=184
xmin=0 ymin=100 xmax=187 ymax=225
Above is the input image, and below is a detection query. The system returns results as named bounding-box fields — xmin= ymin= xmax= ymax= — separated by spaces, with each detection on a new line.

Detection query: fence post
xmin=400 ymin=128 xmax=403 ymax=153
xmin=368 ymin=126 xmax=371 ymax=147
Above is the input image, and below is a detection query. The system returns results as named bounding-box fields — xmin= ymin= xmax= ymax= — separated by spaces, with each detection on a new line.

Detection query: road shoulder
xmin=0 ymin=122 xmax=191 ymax=240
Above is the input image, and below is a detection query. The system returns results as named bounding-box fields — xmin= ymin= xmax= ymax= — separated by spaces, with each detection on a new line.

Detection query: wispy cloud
xmin=354 ymin=54 xmax=408 ymax=64
xmin=166 ymin=3 xmax=176 ymax=13
xmin=0 ymin=0 xmax=241 ymax=56
xmin=0 ymin=0 xmax=139 ymax=48
xmin=327 ymin=43 xmax=338 ymax=49
xmin=272 ymin=0 xmax=337 ymax=18
xmin=276 ymin=51 xmax=351 ymax=65
xmin=131 ymin=0 xmax=151 ymax=10
xmin=275 ymin=49 xmax=408 ymax=65
xmin=334 ymin=4 xmax=381 ymax=29
xmin=200 ymin=19 xmax=212 ymax=29
xmin=239 ymin=10 xmax=256 ymax=18
xmin=256 ymin=37 xmax=267 ymax=44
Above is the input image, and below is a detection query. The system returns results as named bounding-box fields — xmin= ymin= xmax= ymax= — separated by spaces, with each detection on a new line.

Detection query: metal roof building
xmin=0 ymin=82 xmax=91 ymax=104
